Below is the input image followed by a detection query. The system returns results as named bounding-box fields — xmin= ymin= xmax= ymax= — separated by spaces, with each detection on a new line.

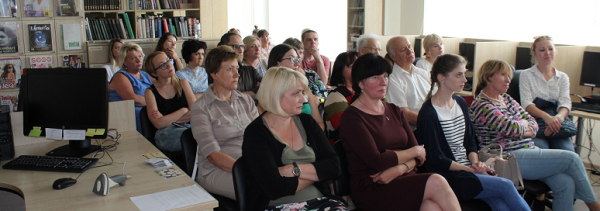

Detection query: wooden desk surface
xmin=0 ymin=131 xmax=218 ymax=211
xmin=571 ymin=110 xmax=600 ymax=121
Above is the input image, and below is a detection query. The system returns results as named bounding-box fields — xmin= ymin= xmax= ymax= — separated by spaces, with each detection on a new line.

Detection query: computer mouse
xmin=52 ymin=178 xmax=77 ymax=190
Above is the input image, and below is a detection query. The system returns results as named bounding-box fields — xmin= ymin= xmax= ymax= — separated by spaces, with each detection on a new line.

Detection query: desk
xmin=571 ymin=110 xmax=600 ymax=154
xmin=0 ymin=131 xmax=218 ymax=211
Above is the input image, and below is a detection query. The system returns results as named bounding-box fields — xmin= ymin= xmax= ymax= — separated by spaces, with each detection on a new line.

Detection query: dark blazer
xmin=416 ymin=95 xmax=482 ymax=200
xmin=242 ymin=113 xmax=341 ymax=210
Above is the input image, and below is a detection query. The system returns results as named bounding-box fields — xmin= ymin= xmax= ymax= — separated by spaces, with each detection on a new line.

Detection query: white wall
xmin=384 ymin=0 xmax=401 ymax=35
xmin=227 ymin=0 xmax=268 ymax=38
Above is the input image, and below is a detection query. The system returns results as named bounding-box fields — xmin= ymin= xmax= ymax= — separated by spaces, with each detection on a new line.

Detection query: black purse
xmin=533 ymin=98 xmax=577 ymax=139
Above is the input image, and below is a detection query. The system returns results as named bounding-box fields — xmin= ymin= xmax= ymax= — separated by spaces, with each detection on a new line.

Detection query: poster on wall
xmin=28 ymin=23 xmax=53 ymax=52
xmin=23 ymin=0 xmax=51 ymax=17
xmin=0 ymin=0 xmax=18 ymax=18
xmin=0 ymin=57 xmax=21 ymax=89
xmin=0 ymin=22 xmax=18 ymax=53
xmin=29 ymin=55 xmax=53 ymax=68
xmin=61 ymin=54 xmax=85 ymax=68
xmin=56 ymin=0 xmax=78 ymax=16
xmin=0 ymin=93 xmax=18 ymax=112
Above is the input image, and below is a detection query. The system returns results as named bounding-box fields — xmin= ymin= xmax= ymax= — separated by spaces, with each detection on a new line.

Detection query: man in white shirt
xmin=385 ymin=36 xmax=433 ymax=128
xmin=357 ymin=34 xmax=381 ymax=56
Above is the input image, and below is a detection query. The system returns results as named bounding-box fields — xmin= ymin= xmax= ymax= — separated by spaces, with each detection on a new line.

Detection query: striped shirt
xmin=433 ymin=101 xmax=469 ymax=166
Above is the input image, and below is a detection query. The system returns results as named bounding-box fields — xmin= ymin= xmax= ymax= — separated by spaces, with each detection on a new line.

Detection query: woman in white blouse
xmin=519 ymin=36 xmax=574 ymax=151
xmin=103 ymin=38 xmax=122 ymax=81
xmin=415 ymin=34 xmax=444 ymax=72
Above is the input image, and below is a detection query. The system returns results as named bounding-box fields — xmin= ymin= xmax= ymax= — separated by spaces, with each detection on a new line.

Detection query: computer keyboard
xmin=2 ymin=155 xmax=98 ymax=173
xmin=572 ymin=102 xmax=600 ymax=114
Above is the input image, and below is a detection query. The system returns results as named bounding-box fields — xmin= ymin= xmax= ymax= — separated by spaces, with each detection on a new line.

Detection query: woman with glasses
xmin=242 ymin=35 xmax=268 ymax=77
xmin=155 ymin=33 xmax=184 ymax=71
xmin=415 ymin=34 xmax=444 ymax=72
xmin=177 ymin=39 xmax=208 ymax=98
xmin=268 ymin=44 xmax=325 ymax=130
xmin=109 ymin=42 xmax=153 ymax=133
xmin=143 ymin=51 xmax=195 ymax=152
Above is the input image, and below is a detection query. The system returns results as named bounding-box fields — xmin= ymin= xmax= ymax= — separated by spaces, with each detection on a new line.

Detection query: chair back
xmin=232 ymin=156 xmax=248 ymax=211
xmin=507 ymin=69 xmax=524 ymax=104
xmin=139 ymin=106 xmax=157 ymax=145
xmin=333 ymin=141 xmax=351 ymax=197
xmin=180 ymin=128 xmax=197 ymax=177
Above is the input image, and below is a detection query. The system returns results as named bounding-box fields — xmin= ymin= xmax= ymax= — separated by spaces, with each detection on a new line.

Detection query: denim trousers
xmin=533 ymin=136 xmax=575 ymax=152
xmin=513 ymin=148 xmax=597 ymax=211
xmin=154 ymin=123 xmax=190 ymax=152
xmin=473 ymin=174 xmax=530 ymax=211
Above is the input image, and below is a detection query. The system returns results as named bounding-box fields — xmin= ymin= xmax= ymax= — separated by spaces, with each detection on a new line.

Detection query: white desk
xmin=571 ymin=110 xmax=600 ymax=154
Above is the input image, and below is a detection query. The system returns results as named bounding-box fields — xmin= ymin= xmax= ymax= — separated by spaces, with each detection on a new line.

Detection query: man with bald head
xmin=385 ymin=36 xmax=433 ymax=129
xmin=356 ymin=34 xmax=381 ymax=56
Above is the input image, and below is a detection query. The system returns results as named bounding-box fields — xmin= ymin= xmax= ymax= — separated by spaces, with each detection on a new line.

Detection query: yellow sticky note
xmin=29 ymin=128 xmax=42 ymax=137
xmin=85 ymin=129 xmax=96 ymax=137
xmin=94 ymin=129 xmax=105 ymax=135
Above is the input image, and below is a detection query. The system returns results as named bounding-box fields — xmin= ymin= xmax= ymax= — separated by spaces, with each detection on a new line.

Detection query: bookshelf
xmin=346 ymin=0 xmax=383 ymax=50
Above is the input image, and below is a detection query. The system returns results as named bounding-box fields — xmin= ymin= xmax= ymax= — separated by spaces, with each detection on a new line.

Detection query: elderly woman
xmin=417 ymin=54 xmax=528 ymax=211
xmin=154 ymin=33 xmax=184 ymax=71
xmin=242 ymin=35 xmax=268 ymax=77
xmin=191 ymin=45 xmax=259 ymax=200
xmin=109 ymin=42 xmax=152 ymax=133
xmin=176 ymin=39 xmax=208 ymax=98
xmin=415 ymin=33 xmax=444 ymax=72
xmin=323 ymin=51 xmax=359 ymax=143
xmin=257 ymin=29 xmax=273 ymax=60
xmin=102 ymin=38 xmax=122 ymax=81
xmin=339 ymin=53 xmax=460 ymax=211
xmin=519 ymin=35 xmax=574 ymax=151
xmin=268 ymin=44 xmax=325 ymax=130
xmin=242 ymin=67 xmax=347 ymax=211
xmin=144 ymin=51 xmax=195 ymax=152
xmin=471 ymin=60 xmax=600 ymax=211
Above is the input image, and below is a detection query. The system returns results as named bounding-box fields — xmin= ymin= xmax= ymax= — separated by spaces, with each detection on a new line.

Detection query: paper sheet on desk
xmin=130 ymin=185 xmax=214 ymax=211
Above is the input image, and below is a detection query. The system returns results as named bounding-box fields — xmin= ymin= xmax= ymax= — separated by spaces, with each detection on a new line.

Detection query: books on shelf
xmin=84 ymin=0 xmax=128 ymax=10
xmin=0 ymin=0 xmax=18 ymax=18
xmin=62 ymin=24 xmax=82 ymax=50
xmin=86 ymin=17 xmax=134 ymax=41
xmin=134 ymin=15 xmax=192 ymax=39
xmin=139 ymin=0 xmax=182 ymax=10
xmin=0 ymin=57 xmax=21 ymax=89
xmin=0 ymin=22 xmax=18 ymax=54
xmin=56 ymin=0 xmax=79 ymax=16
xmin=23 ymin=0 xmax=52 ymax=17
xmin=28 ymin=23 xmax=53 ymax=52
xmin=28 ymin=55 xmax=53 ymax=68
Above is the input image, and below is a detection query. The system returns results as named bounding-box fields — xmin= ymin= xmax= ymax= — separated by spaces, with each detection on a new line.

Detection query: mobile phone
xmin=487 ymin=170 xmax=497 ymax=176
xmin=172 ymin=122 xmax=187 ymax=128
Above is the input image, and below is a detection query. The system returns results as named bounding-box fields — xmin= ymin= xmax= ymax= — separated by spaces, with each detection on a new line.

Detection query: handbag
xmin=533 ymin=98 xmax=577 ymax=139
xmin=478 ymin=143 xmax=524 ymax=190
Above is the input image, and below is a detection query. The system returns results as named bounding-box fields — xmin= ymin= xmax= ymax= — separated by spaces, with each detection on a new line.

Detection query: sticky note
xmin=85 ymin=129 xmax=96 ymax=137
xmin=45 ymin=128 xmax=63 ymax=140
xmin=94 ymin=129 xmax=105 ymax=135
xmin=29 ymin=127 xmax=42 ymax=137
xmin=63 ymin=129 xmax=86 ymax=140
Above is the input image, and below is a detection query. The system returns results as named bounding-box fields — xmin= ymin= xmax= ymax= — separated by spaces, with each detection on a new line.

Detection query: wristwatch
xmin=292 ymin=162 xmax=301 ymax=177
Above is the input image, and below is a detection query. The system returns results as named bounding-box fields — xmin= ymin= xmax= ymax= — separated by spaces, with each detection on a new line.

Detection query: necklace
xmin=480 ymin=91 xmax=505 ymax=107
xmin=358 ymin=97 xmax=389 ymax=121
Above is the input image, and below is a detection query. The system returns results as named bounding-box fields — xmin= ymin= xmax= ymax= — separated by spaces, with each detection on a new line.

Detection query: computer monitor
xmin=20 ymin=68 xmax=108 ymax=157
xmin=580 ymin=51 xmax=600 ymax=88
xmin=414 ymin=37 xmax=423 ymax=57
xmin=515 ymin=46 xmax=533 ymax=70
xmin=459 ymin=42 xmax=475 ymax=71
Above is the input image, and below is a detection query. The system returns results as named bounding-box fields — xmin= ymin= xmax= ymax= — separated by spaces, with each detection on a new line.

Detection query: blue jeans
xmin=513 ymin=148 xmax=597 ymax=211
xmin=135 ymin=106 xmax=143 ymax=133
xmin=154 ymin=123 xmax=190 ymax=152
xmin=473 ymin=174 xmax=529 ymax=211
xmin=533 ymin=136 xmax=574 ymax=151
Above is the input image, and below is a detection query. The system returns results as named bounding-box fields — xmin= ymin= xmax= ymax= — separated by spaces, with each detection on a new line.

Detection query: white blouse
xmin=518 ymin=65 xmax=571 ymax=112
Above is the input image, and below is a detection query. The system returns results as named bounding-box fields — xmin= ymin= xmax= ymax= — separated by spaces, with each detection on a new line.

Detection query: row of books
xmin=136 ymin=15 xmax=197 ymax=39
xmin=140 ymin=0 xmax=184 ymax=10
xmin=350 ymin=11 xmax=364 ymax=26
xmin=84 ymin=0 xmax=133 ymax=10
xmin=86 ymin=14 xmax=135 ymax=40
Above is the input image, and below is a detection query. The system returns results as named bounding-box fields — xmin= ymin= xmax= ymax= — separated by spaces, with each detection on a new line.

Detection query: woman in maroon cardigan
xmin=339 ymin=54 xmax=460 ymax=211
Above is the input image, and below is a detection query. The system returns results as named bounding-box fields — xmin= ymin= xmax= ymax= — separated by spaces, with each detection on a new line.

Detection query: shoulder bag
xmin=478 ymin=143 xmax=524 ymax=190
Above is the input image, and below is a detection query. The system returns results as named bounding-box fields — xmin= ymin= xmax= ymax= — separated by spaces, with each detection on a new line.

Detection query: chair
xmin=506 ymin=68 xmax=524 ymax=104
xmin=180 ymin=128 xmax=239 ymax=211
xmin=232 ymin=157 xmax=248 ymax=211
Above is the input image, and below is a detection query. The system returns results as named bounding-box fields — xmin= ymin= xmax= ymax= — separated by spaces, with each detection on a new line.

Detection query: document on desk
xmin=130 ymin=184 xmax=214 ymax=211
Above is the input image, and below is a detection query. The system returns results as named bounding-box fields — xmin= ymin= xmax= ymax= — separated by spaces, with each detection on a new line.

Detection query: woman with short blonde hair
xmin=416 ymin=33 xmax=444 ymax=72
xmin=242 ymin=35 xmax=268 ymax=77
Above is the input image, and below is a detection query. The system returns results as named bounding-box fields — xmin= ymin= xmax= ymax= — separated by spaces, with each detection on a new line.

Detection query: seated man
xmin=385 ymin=36 xmax=433 ymax=129
xmin=301 ymin=29 xmax=330 ymax=85
xmin=217 ymin=32 xmax=261 ymax=99
xmin=357 ymin=34 xmax=382 ymax=56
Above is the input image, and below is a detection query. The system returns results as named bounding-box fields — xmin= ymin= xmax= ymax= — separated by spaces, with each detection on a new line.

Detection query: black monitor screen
xmin=21 ymin=68 xmax=108 ymax=139
xmin=580 ymin=51 xmax=600 ymax=88
xmin=414 ymin=37 xmax=423 ymax=57
xmin=515 ymin=46 xmax=533 ymax=70
xmin=459 ymin=42 xmax=475 ymax=71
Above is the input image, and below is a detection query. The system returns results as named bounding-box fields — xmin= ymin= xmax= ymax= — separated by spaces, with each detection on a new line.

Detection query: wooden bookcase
xmin=347 ymin=0 xmax=383 ymax=50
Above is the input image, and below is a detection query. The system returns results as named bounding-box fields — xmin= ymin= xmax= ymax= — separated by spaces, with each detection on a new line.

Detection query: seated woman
xmin=339 ymin=53 xmax=460 ymax=211
xmin=267 ymin=44 xmax=325 ymax=130
xmin=242 ymin=67 xmax=347 ymax=211
xmin=415 ymin=33 xmax=443 ymax=72
xmin=417 ymin=54 xmax=528 ymax=211
xmin=323 ymin=51 xmax=359 ymax=143
xmin=109 ymin=42 xmax=152 ymax=133
xmin=242 ymin=35 xmax=268 ymax=78
xmin=471 ymin=60 xmax=600 ymax=211
xmin=154 ymin=33 xmax=184 ymax=71
xmin=103 ymin=38 xmax=123 ymax=81
xmin=519 ymin=36 xmax=574 ymax=151
xmin=191 ymin=45 xmax=259 ymax=200
xmin=257 ymin=29 xmax=273 ymax=60
xmin=176 ymin=39 xmax=208 ymax=98
xmin=144 ymin=51 xmax=195 ymax=152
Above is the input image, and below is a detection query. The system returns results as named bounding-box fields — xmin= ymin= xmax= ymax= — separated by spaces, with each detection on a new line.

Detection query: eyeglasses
xmin=227 ymin=44 xmax=246 ymax=49
xmin=154 ymin=59 xmax=174 ymax=71
xmin=362 ymin=46 xmax=381 ymax=52
xmin=281 ymin=57 xmax=301 ymax=64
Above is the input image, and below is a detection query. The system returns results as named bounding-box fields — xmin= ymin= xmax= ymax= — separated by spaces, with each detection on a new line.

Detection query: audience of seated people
xmin=356 ymin=34 xmax=382 ymax=56
xmin=191 ymin=45 xmax=259 ymax=200
xmin=519 ymin=35 xmax=575 ymax=151
xmin=103 ymin=38 xmax=123 ymax=81
xmin=339 ymin=53 xmax=461 ymax=211
xmin=154 ymin=33 xmax=185 ymax=71
xmin=143 ymin=51 xmax=195 ymax=152
xmin=416 ymin=54 xmax=529 ymax=210
xmin=385 ymin=36 xmax=433 ymax=130
xmin=241 ymin=35 xmax=268 ymax=77
xmin=218 ymin=32 xmax=261 ymax=99
xmin=301 ymin=29 xmax=330 ymax=84
xmin=471 ymin=59 xmax=600 ymax=211
xmin=177 ymin=39 xmax=209 ymax=99
xmin=267 ymin=44 xmax=325 ymax=130
xmin=242 ymin=67 xmax=347 ymax=211
xmin=415 ymin=33 xmax=444 ymax=72
xmin=257 ymin=29 xmax=273 ymax=60
xmin=323 ymin=51 xmax=359 ymax=144
xmin=109 ymin=42 xmax=152 ymax=133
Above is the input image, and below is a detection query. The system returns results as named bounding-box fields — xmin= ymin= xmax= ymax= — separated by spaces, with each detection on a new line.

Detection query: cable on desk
xmin=582 ymin=118 xmax=600 ymax=185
